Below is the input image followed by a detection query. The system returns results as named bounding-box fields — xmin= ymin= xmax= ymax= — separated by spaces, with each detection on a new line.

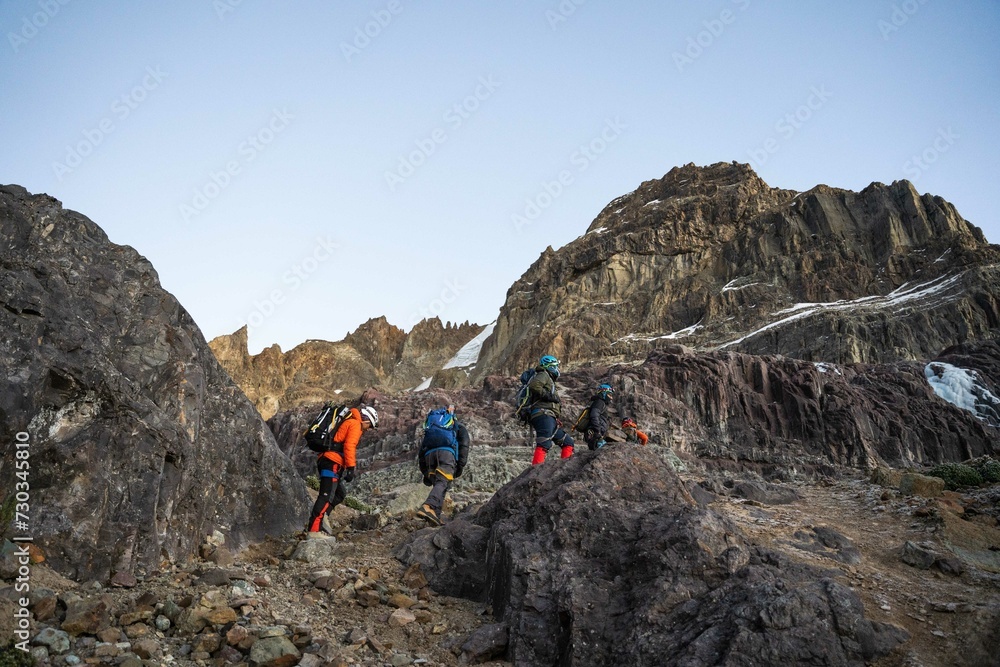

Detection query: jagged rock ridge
xmin=209 ymin=318 xmax=484 ymax=420
xmin=473 ymin=162 xmax=1000 ymax=380
xmin=0 ymin=185 xmax=308 ymax=581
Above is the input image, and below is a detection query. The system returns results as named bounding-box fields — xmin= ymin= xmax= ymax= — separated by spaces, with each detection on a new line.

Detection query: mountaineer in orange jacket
xmin=621 ymin=417 xmax=649 ymax=446
xmin=306 ymin=405 xmax=379 ymax=533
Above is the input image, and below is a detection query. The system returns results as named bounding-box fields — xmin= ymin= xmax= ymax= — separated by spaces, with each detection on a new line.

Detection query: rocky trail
xmin=703 ymin=473 xmax=1000 ymax=666
xmin=10 ymin=452 xmax=999 ymax=667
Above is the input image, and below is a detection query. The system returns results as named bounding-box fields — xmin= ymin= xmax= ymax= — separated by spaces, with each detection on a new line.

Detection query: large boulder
xmin=0 ymin=185 xmax=308 ymax=581
xmin=396 ymin=447 xmax=908 ymax=666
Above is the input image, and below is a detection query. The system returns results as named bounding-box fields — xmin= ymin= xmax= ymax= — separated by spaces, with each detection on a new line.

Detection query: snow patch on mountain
xmin=443 ymin=322 xmax=496 ymax=369
xmin=925 ymin=362 xmax=1000 ymax=425
xmin=719 ymin=273 xmax=965 ymax=350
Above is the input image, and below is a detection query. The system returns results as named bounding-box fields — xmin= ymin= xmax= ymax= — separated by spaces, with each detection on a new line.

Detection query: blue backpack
xmin=513 ymin=368 xmax=536 ymax=423
xmin=423 ymin=408 xmax=458 ymax=454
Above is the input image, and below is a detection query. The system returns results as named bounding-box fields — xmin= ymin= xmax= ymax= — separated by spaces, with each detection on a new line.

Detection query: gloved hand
xmin=555 ymin=419 xmax=563 ymax=428
xmin=341 ymin=467 xmax=355 ymax=483
xmin=454 ymin=463 xmax=464 ymax=479
xmin=585 ymin=429 xmax=596 ymax=442
xmin=422 ymin=474 xmax=433 ymax=487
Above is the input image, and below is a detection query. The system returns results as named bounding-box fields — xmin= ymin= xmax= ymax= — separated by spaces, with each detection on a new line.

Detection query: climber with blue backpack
xmin=416 ymin=405 xmax=470 ymax=526
xmin=521 ymin=355 xmax=575 ymax=465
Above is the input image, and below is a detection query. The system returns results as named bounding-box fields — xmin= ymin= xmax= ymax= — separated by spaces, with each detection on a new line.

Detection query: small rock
xmin=209 ymin=546 xmax=237 ymax=567
xmin=900 ymin=541 xmax=937 ymax=570
xmin=29 ymin=647 xmax=48 ymax=663
xmin=367 ymin=635 xmax=388 ymax=655
xmin=193 ymin=633 xmax=222 ymax=654
xmin=460 ymin=623 xmax=508 ymax=664
xmin=32 ymin=627 xmax=71 ymax=654
xmin=249 ymin=635 xmax=301 ymax=667
xmin=390 ymin=653 xmax=413 ymax=666
xmin=389 ymin=608 xmax=416 ymax=627
xmin=109 ymin=571 xmax=138 ymax=588
xmin=259 ymin=625 xmax=288 ymax=638
xmin=413 ymin=609 xmax=434 ymax=624
xmin=32 ymin=595 xmax=58 ymax=622
xmin=298 ymin=653 xmax=325 ymax=667
xmin=401 ymin=564 xmax=428 ymax=590
xmin=226 ymin=624 xmax=251 ymax=646
xmin=195 ymin=568 xmax=232 ymax=587
xmin=119 ymin=655 xmax=142 ymax=667
xmin=345 ymin=627 xmax=366 ymax=645
xmin=123 ymin=622 xmax=151 ymax=639
xmin=132 ymin=637 xmax=161 ymax=659
xmin=154 ymin=614 xmax=171 ymax=631
xmin=357 ymin=589 xmax=381 ymax=607
xmin=388 ymin=593 xmax=417 ymax=609
xmin=93 ymin=642 xmax=119 ymax=658
xmin=899 ymin=473 xmax=945 ymax=498
xmin=64 ymin=654 xmax=81 ymax=665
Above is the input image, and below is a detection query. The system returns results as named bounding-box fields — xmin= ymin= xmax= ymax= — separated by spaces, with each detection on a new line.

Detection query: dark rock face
xmin=473 ymin=162 xmax=1000 ymax=380
xmin=397 ymin=447 xmax=908 ymax=666
xmin=0 ymin=185 xmax=308 ymax=581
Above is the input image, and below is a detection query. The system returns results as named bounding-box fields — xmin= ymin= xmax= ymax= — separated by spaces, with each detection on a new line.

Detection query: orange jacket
xmin=320 ymin=407 xmax=362 ymax=467
xmin=624 ymin=427 xmax=649 ymax=446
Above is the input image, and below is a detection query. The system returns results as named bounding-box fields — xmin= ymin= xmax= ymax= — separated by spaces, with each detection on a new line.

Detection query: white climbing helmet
xmin=359 ymin=405 xmax=379 ymax=428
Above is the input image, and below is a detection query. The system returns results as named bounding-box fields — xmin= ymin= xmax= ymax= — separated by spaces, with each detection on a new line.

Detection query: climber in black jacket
xmin=584 ymin=383 xmax=614 ymax=450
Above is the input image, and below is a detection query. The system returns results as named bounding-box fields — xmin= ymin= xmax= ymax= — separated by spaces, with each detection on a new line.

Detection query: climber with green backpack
xmin=520 ymin=355 xmax=575 ymax=465
xmin=416 ymin=405 xmax=470 ymax=525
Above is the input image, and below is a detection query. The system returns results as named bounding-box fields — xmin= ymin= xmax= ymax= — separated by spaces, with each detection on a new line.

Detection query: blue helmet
xmin=598 ymin=383 xmax=614 ymax=398
xmin=539 ymin=355 xmax=560 ymax=377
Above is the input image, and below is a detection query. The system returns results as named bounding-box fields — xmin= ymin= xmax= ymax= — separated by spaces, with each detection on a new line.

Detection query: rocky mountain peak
xmin=472 ymin=163 xmax=999 ymax=379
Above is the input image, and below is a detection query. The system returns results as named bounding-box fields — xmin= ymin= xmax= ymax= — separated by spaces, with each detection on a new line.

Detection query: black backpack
xmin=303 ymin=404 xmax=352 ymax=453
xmin=513 ymin=368 xmax=537 ymax=423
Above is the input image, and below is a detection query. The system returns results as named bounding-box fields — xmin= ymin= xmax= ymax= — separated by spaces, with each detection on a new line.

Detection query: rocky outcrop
xmin=396 ymin=446 xmax=909 ymax=666
xmin=0 ymin=185 xmax=308 ymax=581
xmin=473 ymin=162 xmax=1000 ymax=380
xmin=209 ymin=319 xmax=483 ymax=420
xmin=270 ymin=337 xmax=999 ymax=482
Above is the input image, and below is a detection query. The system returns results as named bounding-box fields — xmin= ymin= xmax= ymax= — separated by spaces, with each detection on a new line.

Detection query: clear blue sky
xmin=2 ymin=1 xmax=997 ymax=354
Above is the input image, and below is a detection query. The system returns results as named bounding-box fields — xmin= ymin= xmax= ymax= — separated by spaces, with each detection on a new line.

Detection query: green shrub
xmin=971 ymin=457 xmax=1000 ymax=484
xmin=927 ymin=463 xmax=984 ymax=490
xmin=305 ymin=475 xmax=320 ymax=491
xmin=0 ymin=644 xmax=36 ymax=667
xmin=344 ymin=496 xmax=374 ymax=513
